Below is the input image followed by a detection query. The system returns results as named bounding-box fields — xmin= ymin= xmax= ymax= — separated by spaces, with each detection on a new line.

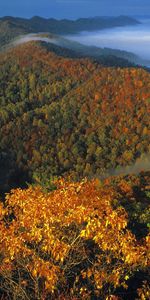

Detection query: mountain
xmin=5 ymin=32 xmax=138 ymax=66
xmin=0 ymin=42 xmax=149 ymax=193
xmin=37 ymin=41 xmax=135 ymax=67
xmin=0 ymin=17 xmax=149 ymax=300
xmin=0 ymin=15 xmax=140 ymax=47
xmin=0 ymin=15 xmax=143 ymax=67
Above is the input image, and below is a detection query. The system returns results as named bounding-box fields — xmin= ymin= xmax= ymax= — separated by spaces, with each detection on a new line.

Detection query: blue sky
xmin=1 ymin=0 xmax=150 ymax=19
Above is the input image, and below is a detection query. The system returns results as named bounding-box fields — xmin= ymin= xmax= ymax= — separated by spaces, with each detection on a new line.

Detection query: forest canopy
xmin=0 ymin=42 xmax=149 ymax=192
xmin=0 ymin=39 xmax=149 ymax=299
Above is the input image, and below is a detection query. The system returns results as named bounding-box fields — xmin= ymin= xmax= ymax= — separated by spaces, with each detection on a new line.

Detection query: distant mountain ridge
xmin=0 ymin=15 xmax=140 ymax=47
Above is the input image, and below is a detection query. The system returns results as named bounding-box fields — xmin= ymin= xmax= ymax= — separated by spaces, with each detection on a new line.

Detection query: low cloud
xmin=104 ymin=153 xmax=150 ymax=179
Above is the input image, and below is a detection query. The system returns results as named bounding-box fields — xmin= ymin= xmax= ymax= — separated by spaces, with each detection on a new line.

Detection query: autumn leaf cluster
xmin=0 ymin=172 xmax=149 ymax=299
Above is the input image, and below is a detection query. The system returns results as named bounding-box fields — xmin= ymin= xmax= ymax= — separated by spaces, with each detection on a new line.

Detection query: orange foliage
xmin=0 ymin=177 xmax=149 ymax=299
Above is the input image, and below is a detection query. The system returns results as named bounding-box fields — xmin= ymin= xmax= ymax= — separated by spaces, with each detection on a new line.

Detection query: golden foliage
xmin=0 ymin=178 xmax=149 ymax=299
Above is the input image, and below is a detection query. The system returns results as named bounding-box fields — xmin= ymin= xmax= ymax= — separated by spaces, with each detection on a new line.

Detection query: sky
xmin=1 ymin=0 xmax=150 ymax=19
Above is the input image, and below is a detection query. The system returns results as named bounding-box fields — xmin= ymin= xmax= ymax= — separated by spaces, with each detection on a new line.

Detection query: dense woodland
xmin=0 ymin=40 xmax=150 ymax=299
xmin=0 ymin=42 xmax=149 ymax=192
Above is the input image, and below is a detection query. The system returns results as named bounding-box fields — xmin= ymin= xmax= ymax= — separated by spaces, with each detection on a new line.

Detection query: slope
xmin=0 ymin=42 xmax=149 ymax=192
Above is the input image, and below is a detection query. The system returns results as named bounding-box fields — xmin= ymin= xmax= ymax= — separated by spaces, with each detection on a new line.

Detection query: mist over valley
xmin=65 ymin=17 xmax=150 ymax=66
xmin=3 ymin=15 xmax=149 ymax=67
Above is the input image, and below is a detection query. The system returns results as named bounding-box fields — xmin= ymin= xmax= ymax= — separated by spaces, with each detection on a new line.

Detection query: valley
xmin=0 ymin=12 xmax=149 ymax=300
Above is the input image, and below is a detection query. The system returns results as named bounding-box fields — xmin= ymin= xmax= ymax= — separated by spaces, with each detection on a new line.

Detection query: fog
xmin=94 ymin=153 xmax=150 ymax=182
xmin=111 ymin=153 xmax=150 ymax=176
xmin=11 ymin=18 xmax=150 ymax=66
xmin=13 ymin=34 xmax=60 ymax=46
xmin=65 ymin=17 xmax=150 ymax=64
xmin=101 ymin=153 xmax=150 ymax=180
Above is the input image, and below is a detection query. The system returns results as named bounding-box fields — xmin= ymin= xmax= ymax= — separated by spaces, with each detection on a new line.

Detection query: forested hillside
xmin=0 ymin=41 xmax=149 ymax=193
xmin=0 ymin=29 xmax=150 ymax=300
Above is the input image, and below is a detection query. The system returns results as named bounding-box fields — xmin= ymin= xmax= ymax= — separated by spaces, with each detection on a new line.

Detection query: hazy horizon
xmin=1 ymin=14 xmax=150 ymax=20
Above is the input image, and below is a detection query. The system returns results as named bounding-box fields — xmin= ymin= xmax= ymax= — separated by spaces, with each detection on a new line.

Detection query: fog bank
xmin=13 ymin=34 xmax=59 ymax=47
xmin=65 ymin=18 xmax=150 ymax=64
